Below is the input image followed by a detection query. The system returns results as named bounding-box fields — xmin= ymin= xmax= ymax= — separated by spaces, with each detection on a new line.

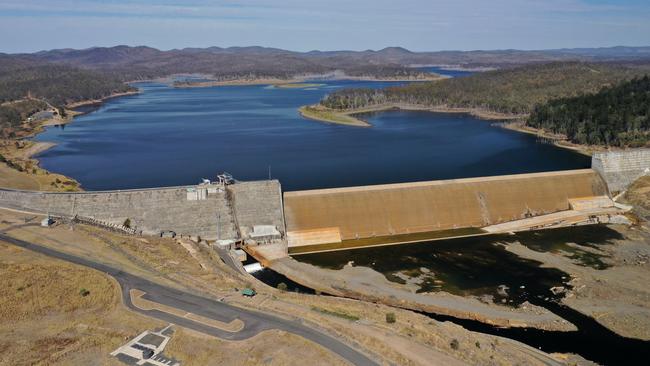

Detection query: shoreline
xmin=297 ymin=103 xmax=603 ymax=156
xmin=298 ymin=103 xmax=523 ymax=127
xmin=499 ymin=121 xmax=601 ymax=157
xmin=65 ymin=90 xmax=141 ymax=109
xmin=173 ymin=74 xmax=446 ymax=88
xmin=0 ymin=89 xmax=141 ymax=192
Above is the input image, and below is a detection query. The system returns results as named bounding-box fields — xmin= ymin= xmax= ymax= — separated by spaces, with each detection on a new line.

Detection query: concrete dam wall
xmin=592 ymin=149 xmax=650 ymax=193
xmin=0 ymin=180 xmax=284 ymax=241
xmin=283 ymin=169 xmax=608 ymax=249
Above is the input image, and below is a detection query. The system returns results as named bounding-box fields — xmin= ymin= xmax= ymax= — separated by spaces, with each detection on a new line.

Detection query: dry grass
xmin=0 ymin=243 xmax=161 ymax=366
xmin=165 ymin=329 xmax=348 ymax=366
xmin=0 ymin=139 xmax=79 ymax=191
xmin=623 ymin=176 xmax=650 ymax=219
xmin=0 ymin=208 xmax=566 ymax=365
xmin=0 ymin=261 xmax=114 ymax=321
xmin=299 ymin=105 xmax=370 ymax=127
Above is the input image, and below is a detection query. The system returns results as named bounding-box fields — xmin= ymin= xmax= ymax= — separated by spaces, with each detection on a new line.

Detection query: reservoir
xmin=34 ymin=79 xmax=590 ymax=191
xmin=30 ymin=77 xmax=649 ymax=365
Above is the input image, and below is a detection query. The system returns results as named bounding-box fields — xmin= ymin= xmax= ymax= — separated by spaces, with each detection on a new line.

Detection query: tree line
xmin=527 ymin=76 xmax=650 ymax=147
xmin=320 ymin=62 xmax=650 ymax=115
xmin=0 ymin=61 xmax=133 ymax=137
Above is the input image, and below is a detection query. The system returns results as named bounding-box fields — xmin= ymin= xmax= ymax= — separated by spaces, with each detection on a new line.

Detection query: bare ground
xmin=0 ymin=208 xmax=579 ymax=365
xmin=269 ymin=258 xmax=575 ymax=332
xmin=504 ymin=224 xmax=650 ymax=340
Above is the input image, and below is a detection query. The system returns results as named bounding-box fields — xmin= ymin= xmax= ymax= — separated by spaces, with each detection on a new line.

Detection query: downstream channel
xmin=251 ymin=226 xmax=650 ymax=365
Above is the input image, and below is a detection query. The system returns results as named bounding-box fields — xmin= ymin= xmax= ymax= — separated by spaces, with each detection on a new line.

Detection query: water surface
xmin=35 ymin=80 xmax=589 ymax=191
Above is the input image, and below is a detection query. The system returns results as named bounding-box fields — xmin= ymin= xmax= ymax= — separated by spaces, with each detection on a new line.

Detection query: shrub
xmin=277 ymin=282 xmax=288 ymax=291
xmin=386 ymin=312 xmax=396 ymax=324
xmin=123 ymin=218 xmax=131 ymax=228
xmin=450 ymin=339 xmax=459 ymax=350
xmin=79 ymin=288 xmax=90 ymax=297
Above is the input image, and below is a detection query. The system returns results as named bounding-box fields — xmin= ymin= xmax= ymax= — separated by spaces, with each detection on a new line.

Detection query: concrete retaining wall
xmin=592 ymin=149 xmax=650 ymax=193
xmin=283 ymin=169 xmax=608 ymax=247
xmin=0 ymin=180 xmax=283 ymax=241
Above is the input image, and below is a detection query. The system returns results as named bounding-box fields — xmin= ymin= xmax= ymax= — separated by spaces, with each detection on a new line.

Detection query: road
xmin=0 ymin=233 xmax=378 ymax=366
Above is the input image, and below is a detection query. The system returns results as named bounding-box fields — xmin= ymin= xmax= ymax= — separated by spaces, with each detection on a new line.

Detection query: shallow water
xmin=294 ymin=226 xmax=623 ymax=302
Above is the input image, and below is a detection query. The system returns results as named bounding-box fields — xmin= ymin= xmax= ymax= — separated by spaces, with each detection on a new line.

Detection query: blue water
xmin=35 ymin=78 xmax=589 ymax=191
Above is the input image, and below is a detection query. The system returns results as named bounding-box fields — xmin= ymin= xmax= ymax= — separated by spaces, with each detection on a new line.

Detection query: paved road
xmin=0 ymin=233 xmax=378 ymax=366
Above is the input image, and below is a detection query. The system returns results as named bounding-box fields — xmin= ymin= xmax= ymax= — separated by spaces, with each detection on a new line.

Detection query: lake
xmin=35 ymin=78 xmax=589 ymax=191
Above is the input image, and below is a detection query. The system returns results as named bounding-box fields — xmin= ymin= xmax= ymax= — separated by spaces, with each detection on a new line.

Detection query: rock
xmin=497 ymin=284 xmax=510 ymax=297
xmin=609 ymin=215 xmax=632 ymax=225
xmin=550 ymin=286 xmax=566 ymax=295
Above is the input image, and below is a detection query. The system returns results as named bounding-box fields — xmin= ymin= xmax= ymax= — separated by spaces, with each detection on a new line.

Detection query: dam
xmin=1 ymin=149 xmax=647 ymax=259
xmin=282 ymin=169 xmax=618 ymax=255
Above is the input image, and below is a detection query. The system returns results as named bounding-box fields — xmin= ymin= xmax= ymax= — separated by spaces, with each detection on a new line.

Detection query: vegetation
xmin=450 ymin=339 xmax=460 ymax=350
xmin=527 ymin=76 xmax=650 ymax=147
xmin=310 ymin=306 xmax=360 ymax=321
xmin=0 ymin=58 xmax=133 ymax=136
xmin=320 ymin=62 xmax=650 ymax=115
xmin=299 ymin=105 xmax=369 ymax=127
xmin=0 ymin=99 xmax=50 ymax=137
xmin=0 ymin=62 xmax=133 ymax=106
xmin=385 ymin=312 xmax=396 ymax=323
xmin=277 ymin=282 xmax=288 ymax=291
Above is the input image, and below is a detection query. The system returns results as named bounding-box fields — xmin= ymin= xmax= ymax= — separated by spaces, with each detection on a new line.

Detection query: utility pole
xmin=268 ymin=165 xmax=272 ymax=180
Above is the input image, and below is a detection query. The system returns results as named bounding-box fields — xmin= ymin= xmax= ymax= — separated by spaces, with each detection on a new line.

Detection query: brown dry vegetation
xmin=0 ymin=243 xmax=161 ymax=366
xmin=0 ymin=139 xmax=80 ymax=191
xmin=622 ymin=176 xmax=650 ymax=219
xmin=0 ymin=208 xmax=576 ymax=365
xmin=166 ymin=329 xmax=348 ymax=366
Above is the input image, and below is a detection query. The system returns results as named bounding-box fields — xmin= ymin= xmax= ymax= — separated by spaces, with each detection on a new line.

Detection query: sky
xmin=1 ymin=0 xmax=649 ymax=53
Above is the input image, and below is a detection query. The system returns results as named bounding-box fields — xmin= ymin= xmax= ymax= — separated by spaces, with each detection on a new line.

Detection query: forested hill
xmin=527 ymin=76 xmax=650 ymax=147
xmin=319 ymin=62 xmax=650 ymax=115
xmin=0 ymin=57 xmax=133 ymax=137
xmin=0 ymin=59 xmax=133 ymax=106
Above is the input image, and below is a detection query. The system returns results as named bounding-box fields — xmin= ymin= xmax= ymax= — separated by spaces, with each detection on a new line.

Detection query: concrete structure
xmin=0 ymin=180 xmax=283 ymax=241
xmin=227 ymin=180 xmax=285 ymax=239
xmin=110 ymin=325 xmax=179 ymax=366
xmin=592 ymin=149 xmax=650 ymax=193
xmin=283 ymin=170 xmax=610 ymax=250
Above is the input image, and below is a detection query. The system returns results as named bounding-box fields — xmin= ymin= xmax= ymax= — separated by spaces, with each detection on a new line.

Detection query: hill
xmin=319 ymin=62 xmax=650 ymax=115
xmin=527 ymin=76 xmax=650 ymax=147
xmin=13 ymin=45 xmax=650 ymax=82
xmin=0 ymin=59 xmax=133 ymax=137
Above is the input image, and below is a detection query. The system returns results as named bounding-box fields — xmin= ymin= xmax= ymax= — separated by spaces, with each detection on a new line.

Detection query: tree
xmin=385 ymin=312 xmax=396 ymax=324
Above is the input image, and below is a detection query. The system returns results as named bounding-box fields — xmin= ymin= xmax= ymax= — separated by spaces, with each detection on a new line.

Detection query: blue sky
xmin=1 ymin=0 xmax=649 ymax=53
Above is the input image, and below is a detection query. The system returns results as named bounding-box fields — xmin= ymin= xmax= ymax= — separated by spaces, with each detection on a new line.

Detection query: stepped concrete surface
xmin=0 ymin=180 xmax=283 ymax=241
xmin=228 ymin=180 xmax=285 ymax=239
